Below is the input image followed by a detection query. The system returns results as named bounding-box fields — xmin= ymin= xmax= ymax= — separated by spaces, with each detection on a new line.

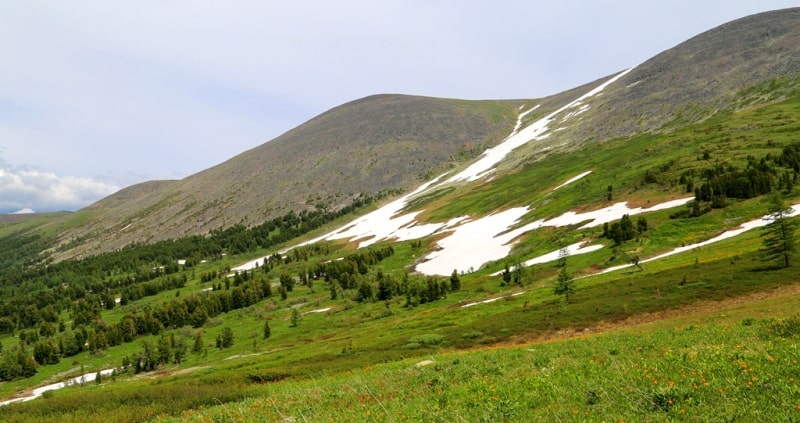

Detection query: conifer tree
xmin=192 ymin=331 xmax=205 ymax=355
xmin=450 ymin=269 xmax=461 ymax=291
xmin=762 ymin=192 xmax=797 ymax=268
xmin=216 ymin=327 xmax=234 ymax=349
xmin=554 ymin=267 xmax=575 ymax=302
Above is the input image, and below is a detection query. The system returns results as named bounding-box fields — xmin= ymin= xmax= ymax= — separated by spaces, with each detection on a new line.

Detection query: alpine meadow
xmin=4 ymin=7 xmax=800 ymax=422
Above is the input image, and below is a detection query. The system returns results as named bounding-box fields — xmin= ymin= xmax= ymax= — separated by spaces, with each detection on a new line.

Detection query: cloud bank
xmin=0 ymin=168 xmax=119 ymax=214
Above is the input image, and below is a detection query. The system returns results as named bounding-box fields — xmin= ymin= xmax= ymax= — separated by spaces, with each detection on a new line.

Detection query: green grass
xmin=3 ymin=240 xmax=798 ymax=422
xmin=147 ymin=307 xmax=800 ymax=422
xmin=2 ymin=80 xmax=800 ymax=422
xmin=421 ymin=97 xmax=800 ymax=223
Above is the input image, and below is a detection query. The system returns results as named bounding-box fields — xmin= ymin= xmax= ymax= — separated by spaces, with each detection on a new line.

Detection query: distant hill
xmin=51 ymin=95 xmax=524 ymax=259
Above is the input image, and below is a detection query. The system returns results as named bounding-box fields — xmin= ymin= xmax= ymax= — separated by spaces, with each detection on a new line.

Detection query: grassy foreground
xmin=148 ymin=305 xmax=800 ymax=422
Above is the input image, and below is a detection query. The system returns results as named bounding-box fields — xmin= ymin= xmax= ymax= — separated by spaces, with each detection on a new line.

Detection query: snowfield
xmin=417 ymin=197 xmax=693 ymax=275
xmin=231 ymin=66 xmax=740 ymax=277
xmin=447 ymin=67 xmax=635 ymax=184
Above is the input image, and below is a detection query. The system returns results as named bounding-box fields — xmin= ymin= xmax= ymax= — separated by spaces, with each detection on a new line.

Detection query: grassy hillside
xmin=1 ymin=229 xmax=799 ymax=422
xmin=2 ymin=8 xmax=800 ymax=422
xmin=2 ymin=74 xmax=800 ymax=421
xmin=146 ymin=301 xmax=800 ymax=422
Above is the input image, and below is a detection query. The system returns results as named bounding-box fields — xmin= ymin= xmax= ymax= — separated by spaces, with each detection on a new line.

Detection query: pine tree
xmin=290 ymin=308 xmax=301 ymax=328
xmin=450 ymin=269 xmax=461 ymax=291
xmin=216 ymin=327 xmax=234 ymax=349
xmin=173 ymin=337 xmax=187 ymax=364
xmin=157 ymin=334 xmax=172 ymax=365
xmin=554 ymin=267 xmax=575 ymax=302
xmin=279 ymin=273 xmax=295 ymax=292
xmin=513 ymin=263 xmax=524 ymax=286
xmin=263 ymin=320 xmax=271 ymax=339
xmin=377 ymin=277 xmax=394 ymax=301
xmin=762 ymin=192 xmax=797 ymax=268
xmin=356 ymin=281 xmax=374 ymax=302
xmin=279 ymin=285 xmax=288 ymax=300
xmin=192 ymin=330 xmax=205 ymax=354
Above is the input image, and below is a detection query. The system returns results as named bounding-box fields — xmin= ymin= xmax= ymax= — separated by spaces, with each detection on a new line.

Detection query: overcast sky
xmin=1 ymin=1 xmax=797 ymax=213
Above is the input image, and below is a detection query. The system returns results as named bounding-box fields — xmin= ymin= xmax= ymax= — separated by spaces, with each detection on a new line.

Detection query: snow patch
xmin=461 ymin=291 xmax=525 ymax=308
xmin=416 ymin=208 xmax=530 ymax=275
xmin=447 ymin=67 xmax=635 ymax=183
xmin=518 ymin=242 xmax=604 ymax=269
xmin=417 ymin=197 xmax=692 ymax=275
xmin=531 ymin=198 xmax=694 ymax=230
xmin=512 ymin=105 xmax=540 ymax=134
xmin=231 ymin=177 xmax=451 ymax=273
xmin=1 ymin=368 xmax=119 ymax=406
xmin=598 ymin=203 xmax=800 ymax=275
xmin=552 ymin=171 xmax=592 ymax=191
xmin=230 ymin=257 xmax=264 ymax=273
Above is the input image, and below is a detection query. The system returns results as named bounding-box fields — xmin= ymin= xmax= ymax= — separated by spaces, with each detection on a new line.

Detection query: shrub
xmin=759 ymin=315 xmax=800 ymax=339
xmin=408 ymin=334 xmax=445 ymax=346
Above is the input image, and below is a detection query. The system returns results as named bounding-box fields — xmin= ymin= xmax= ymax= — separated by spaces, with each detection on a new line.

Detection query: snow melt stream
xmin=0 ymin=368 xmax=118 ymax=407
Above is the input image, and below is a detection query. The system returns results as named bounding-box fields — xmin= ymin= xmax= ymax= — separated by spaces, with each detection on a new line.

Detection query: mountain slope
xmin=4 ymin=8 xmax=800 ymax=423
xmin=499 ymin=7 xmax=800 ymax=172
xmin=51 ymin=95 xmax=524 ymax=260
xmin=223 ymin=8 xmax=800 ymax=281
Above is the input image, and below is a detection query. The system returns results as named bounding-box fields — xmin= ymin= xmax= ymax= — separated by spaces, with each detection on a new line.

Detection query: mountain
xmin=49 ymin=95 xmax=525 ymax=260
xmin=3 ymin=8 xmax=800 ymax=422
xmin=39 ymin=8 xmax=799 ymax=263
xmin=499 ymin=7 xmax=800 ymax=172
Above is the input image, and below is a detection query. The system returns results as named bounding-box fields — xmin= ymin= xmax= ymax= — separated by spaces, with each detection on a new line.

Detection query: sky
xmin=1 ymin=1 xmax=798 ymax=214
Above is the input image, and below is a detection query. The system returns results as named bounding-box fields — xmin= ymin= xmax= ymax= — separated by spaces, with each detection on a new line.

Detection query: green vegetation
xmin=554 ymin=266 xmax=574 ymax=302
xmin=762 ymin=192 xmax=798 ymax=268
xmin=144 ymin=314 xmax=800 ymax=422
xmin=1 ymin=75 xmax=800 ymax=422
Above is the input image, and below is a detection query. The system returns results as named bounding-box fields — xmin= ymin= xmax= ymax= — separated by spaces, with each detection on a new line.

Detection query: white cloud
xmin=0 ymin=168 xmax=119 ymax=213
